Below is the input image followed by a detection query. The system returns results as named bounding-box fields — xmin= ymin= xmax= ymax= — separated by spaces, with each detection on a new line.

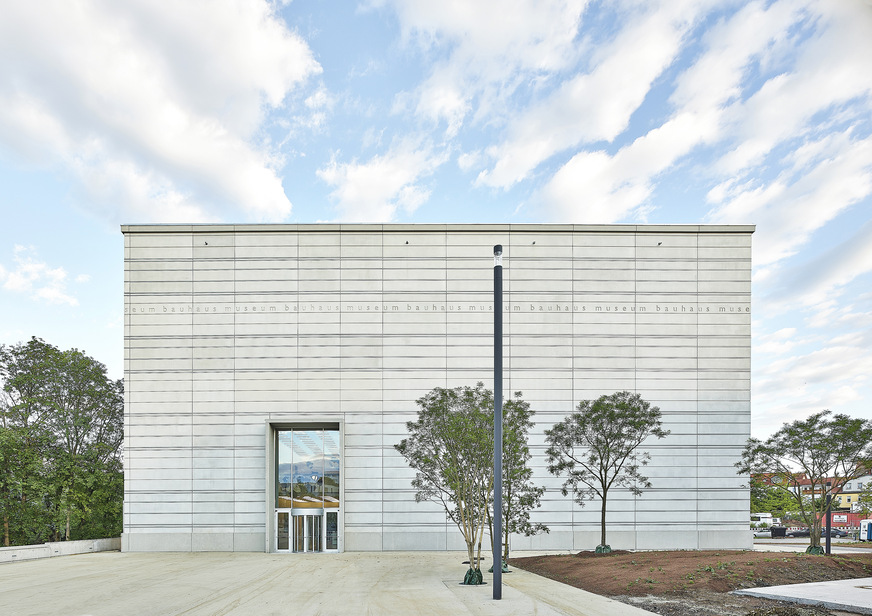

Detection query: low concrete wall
xmin=0 ymin=537 xmax=121 ymax=563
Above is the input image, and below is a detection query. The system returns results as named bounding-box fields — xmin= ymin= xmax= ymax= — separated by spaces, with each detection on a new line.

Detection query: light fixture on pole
xmin=493 ymin=244 xmax=503 ymax=601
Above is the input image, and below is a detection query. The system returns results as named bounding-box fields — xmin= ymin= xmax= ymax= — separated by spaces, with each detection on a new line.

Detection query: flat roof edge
xmin=121 ymin=223 xmax=755 ymax=234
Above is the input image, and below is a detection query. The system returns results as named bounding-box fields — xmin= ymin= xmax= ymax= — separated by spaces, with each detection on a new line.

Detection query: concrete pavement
xmin=742 ymin=540 xmax=872 ymax=614
xmin=754 ymin=538 xmax=872 ymax=555
xmin=735 ymin=578 xmax=872 ymax=615
xmin=0 ymin=550 xmax=651 ymax=616
xmin=8 ymin=544 xmax=872 ymax=615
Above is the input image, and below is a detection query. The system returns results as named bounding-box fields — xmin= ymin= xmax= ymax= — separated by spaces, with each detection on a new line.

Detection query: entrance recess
xmin=275 ymin=427 xmax=340 ymax=552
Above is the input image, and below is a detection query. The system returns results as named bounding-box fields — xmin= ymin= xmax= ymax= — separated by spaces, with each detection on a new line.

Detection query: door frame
xmin=265 ymin=419 xmax=344 ymax=553
xmin=275 ymin=508 xmax=338 ymax=553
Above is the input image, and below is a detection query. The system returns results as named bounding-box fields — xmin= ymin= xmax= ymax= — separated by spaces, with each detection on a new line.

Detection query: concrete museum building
xmin=121 ymin=224 xmax=753 ymax=553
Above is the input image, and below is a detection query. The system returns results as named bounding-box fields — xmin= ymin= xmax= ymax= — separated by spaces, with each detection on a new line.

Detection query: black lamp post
xmin=826 ymin=481 xmax=832 ymax=555
xmin=493 ymin=244 xmax=503 ymax=600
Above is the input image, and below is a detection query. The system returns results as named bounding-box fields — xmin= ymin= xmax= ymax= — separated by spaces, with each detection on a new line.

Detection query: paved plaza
xmin=0 ymin=550 xmax=650 ymax=616
xmin=6 ymin=544 xmax=872 ymax=615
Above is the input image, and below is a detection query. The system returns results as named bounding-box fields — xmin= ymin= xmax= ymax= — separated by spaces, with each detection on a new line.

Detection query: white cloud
xmin=755 ymin=340 xmax=871 ymax=401
xmin=668 ymin=0 xmax=807 ymax=115
xmin=0 ymin=0 xmax=321 ymax=223
xmin=541 ymin=112 xmax=709 ymax=222
xmin=381 ymin=0 xmax=587 ymax=136
xmin=765 ymin=219 xmax=872 ymax=309
xmin=705 ymin=2 xmax=872 ymax=270
xmin=539 ymin=0 xmax=817 ymax=222
xmin=529 ymin=0 xmax=872 ymax=240
xmin=478 ymin=0 xmax=708 ymax=189
xmin=751 ymin=290 xmax=872 ymax=436
xmin=711 ymin=132 xmax=872 ymax=267
xmin=754 ymin=327 xmax=799 ymax=356
xmin=715 ymin=1 xmax=872 ymax=176
xmin=0 ymin=246 xmax=78 ymax=306
xmin=753 ymin=383 xmax=865 ymax=437
xmin=753 ymin=335 xmax=872 ymax=435
xmin=317 ymin=139 xmax=449 ymax=222
xmin=457 ymin=150 xmax=483 ymax=173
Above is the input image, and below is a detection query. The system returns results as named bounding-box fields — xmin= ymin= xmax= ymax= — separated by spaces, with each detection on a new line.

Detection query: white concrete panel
xmin=124 ymin=224 xmax=752 ymax=552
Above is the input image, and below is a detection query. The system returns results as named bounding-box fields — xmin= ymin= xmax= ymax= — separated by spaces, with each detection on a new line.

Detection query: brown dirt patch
xmin=509 ymin=549 xmax=872 ymax=615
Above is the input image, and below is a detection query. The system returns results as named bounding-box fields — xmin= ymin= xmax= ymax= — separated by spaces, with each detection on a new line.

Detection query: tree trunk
xmin=3 ymin=515 xmax=9 ymax=546
xmin=65 ymin=508 xmax=71 ymax=541
xmin=475 ymin=505 xmax=486 ymax=568
xmin=600 ymin=491 xmax=608 ymax=547
xmin=810 ymin=519 xmax=822 ymax=548
xmin=486 ymin=506 xmax=493 ymax=565
xmin=476 ymin=534 xmax=482 ymax=569
xmin=461 ymin=505 xmax=476 ymax=568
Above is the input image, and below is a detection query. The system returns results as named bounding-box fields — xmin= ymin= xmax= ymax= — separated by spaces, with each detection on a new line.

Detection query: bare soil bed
xmin=510 ymin=549 xmax=872 ymax=615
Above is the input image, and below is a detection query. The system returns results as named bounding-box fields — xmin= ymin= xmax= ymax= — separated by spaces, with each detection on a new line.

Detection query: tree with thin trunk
xmin=395 ymin=383 xmax=494 ymax=584
xmin=486 ymin=392 xmax=547 ymax=569
xmin=737 ymin=410 xmax=872 ymax=554
xmin=545 ymin=391 xmax=669 ymax=552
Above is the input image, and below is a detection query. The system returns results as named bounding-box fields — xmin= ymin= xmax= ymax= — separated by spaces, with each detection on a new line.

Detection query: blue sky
xmin=0 ymin=0 xmax=870 ymax=437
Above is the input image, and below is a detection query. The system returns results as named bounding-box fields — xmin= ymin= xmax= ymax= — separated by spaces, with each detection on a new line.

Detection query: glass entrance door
xmin=276 ymin=510 xmax=332 ymax=552
xmin=275 ymin=427 xmax=340 ymax=552
xmin=293 ymin=513 xmax=322 ymax=552
xmin=277 ymin=511 xmax=290 ymax=550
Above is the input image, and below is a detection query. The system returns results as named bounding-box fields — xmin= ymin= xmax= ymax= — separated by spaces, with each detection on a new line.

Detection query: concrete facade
xmin=121 ymin=224 xmax=754 ymax=552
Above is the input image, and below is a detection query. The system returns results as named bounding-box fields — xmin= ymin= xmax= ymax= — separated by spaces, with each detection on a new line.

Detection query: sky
xmin=0 ymin=0 xmax=870 ymax=438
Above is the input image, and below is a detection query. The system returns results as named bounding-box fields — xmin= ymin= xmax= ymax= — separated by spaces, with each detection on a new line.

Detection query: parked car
xmin=786 ymin=528 xmax=848 ymax=538
xmin=753 ymin=529 xmax=771 ymax=538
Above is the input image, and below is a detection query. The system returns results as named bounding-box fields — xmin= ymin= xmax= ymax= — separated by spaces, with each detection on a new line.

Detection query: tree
xmin=857 ymin=482 xmax=872 ymax=519
xmin=750 ymin=476 xmax=796 ymax=520
xmin=0 ymin=420 xmax=51 ymax=545
xmin=395 ymin=384 xmax=548 ymax=582
xmin=737 ymin=410 xmax=872 ymax=554
xmin=395 ymin=383 xmax=494 ymax=584
xmin=46 ymin=347 xmax=124 ymax=540
xmin=545 ymin=391 xmax=669 ymax=552
xmin=0 ymin=337 xmax=58 ymax=545
xmin=0 ymin=337 xmax=123 ymax=545
xmin=487 ymin=392 xmax=547 ymax=568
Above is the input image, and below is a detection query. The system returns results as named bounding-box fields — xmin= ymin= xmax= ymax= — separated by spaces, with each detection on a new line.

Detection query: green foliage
xmin=491 ymin=391 xmax=548 ymax=561
xmin=545 ymin=391 xmax=669 ymax=548
xmin=750 ymin=476 xmax=795 ymax=518
xmin=857 ymin=482 xmax=872 ymax=518
xmin=0 ymin=337 xmax=123 ymax=546
xmin=395 ymin=383 xmax=546 ymax=582
xmin=395 ymin=383 xmax=494 ymax=582
xmin=737 ymin=410 xmax=872 ymax=549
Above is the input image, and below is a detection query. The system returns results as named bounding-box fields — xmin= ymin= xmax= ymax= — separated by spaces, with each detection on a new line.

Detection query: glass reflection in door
xmin=293 ymin=513 xmax=322 ymax=552
xmin=326 ymin=511 xmax=338 ymax=550
xmin=276 ymin=427 xmax=340 ymax=552
xmin=277 ymin=512 xmax=289 ymax=550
